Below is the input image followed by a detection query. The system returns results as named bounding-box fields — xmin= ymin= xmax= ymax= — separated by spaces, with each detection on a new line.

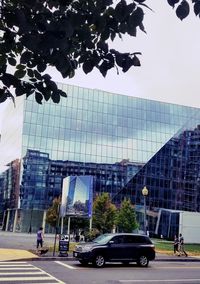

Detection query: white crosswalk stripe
xmin=0 ymin=261 xmax=65 ymax=283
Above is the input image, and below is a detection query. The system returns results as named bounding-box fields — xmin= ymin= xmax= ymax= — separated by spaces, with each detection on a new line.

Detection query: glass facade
xmin=0 ymin=83 xmax=200 ymax=235
xmin=116 ymin=124 xmax=200 ymax=238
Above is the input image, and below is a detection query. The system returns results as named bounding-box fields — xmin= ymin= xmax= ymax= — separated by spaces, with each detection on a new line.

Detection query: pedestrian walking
xmin=179 ymin=233 xmax=188 ymax=257
xmin=173 ymin=235 xmax=180 ymax=255
xmin=36 ymin=227 xmax=44 ymax=250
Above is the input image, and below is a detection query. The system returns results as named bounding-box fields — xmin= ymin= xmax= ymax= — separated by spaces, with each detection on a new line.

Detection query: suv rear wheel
xmin=137 ymin=255 xmax=149 ymax=267
xmin=93 ymin=254 xmax=105 ymax=268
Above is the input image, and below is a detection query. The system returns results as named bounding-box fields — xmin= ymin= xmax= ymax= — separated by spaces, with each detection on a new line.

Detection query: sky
xmin=47 ymin=1 xmax=200 ymax=109
xmin=1 ymin=1 xmax=200 ymax=119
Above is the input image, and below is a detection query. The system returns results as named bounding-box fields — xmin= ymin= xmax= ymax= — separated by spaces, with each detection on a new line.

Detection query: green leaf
xmin=27 ymin=68 xmax=34 ymax=78
xmin=2 ymin=73 xmax=19 ymax=88
xmin=20 ymin=51 xmax=32 ymax=64
xmin=97 ymin=41 xmax=108 ymax=53
xmin=132 ymin=55 xmax=141 ymax=66
xmin=128 ymin=7 xmax=144 ymax=28
xmin=0 ymin=56 xmax=7 ymax=66
xmin=43 ymin=74 xmax=52 ymax=81
xmin=37 ymin=62 xmax=47 ymax=73
xmin=69 ymin=69 xmax=75 ymax=78
xmin=83 ymin=60 xmax=94 ymax=74
xmin=16 ymin=86 xmax=26 ymax=96
xmin=43 ymin=89 xmax=51 ymax=101
xmin=122 ymin=56 xmax=133 ymax=72
xmin=16 ymin=64 xmax=26 ymax=70
xmin=59 ymin=90 xmax=67 ymax=98
xmin=51 ymin=91 xmax=60 ymax=103
xmin=8 ymin=57 xmax=17 ymax=66
xmin=35 ymin=92 xmax=43 ymax=104
xmin=194 ymin=1 xmax=200 ymax=16
xmin=115 ymin=53 xmax=124 ymax=67
xmin=14 ymin=69 xmax=26 ymax=79
xmin=99 ymin=64 xmax=108 ymax=77
xmin=0 ymin=89 xmax=8 ymax=103
xmin=176 ymin=0 xmax=190 ymax=20
xmin=167 ymin=0 xmax=180 ymax=8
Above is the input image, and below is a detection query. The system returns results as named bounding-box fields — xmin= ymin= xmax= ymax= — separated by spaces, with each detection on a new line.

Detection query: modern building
xmin=0 ymin=83 xmax=200 ymax=237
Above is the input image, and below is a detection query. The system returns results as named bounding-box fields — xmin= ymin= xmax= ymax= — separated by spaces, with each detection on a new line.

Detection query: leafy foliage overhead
xmin=167 ymin=0 xmax=200 ymax=20
xmin=0 ymin=0 xmax=199 ymax=104
xmin=0 ymin=0 xmax=146 ymax=104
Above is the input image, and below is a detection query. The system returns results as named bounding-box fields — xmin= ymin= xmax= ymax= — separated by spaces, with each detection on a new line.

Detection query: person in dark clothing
xmin=173 ymin=235 xmax=179 ymax=255
xmin=36 ymin=227 xmax=44 ymax=249
xmin=179 ymin=233 xmax=188 ymax=257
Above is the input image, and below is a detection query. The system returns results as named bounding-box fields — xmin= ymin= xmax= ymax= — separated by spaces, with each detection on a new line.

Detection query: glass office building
xmin=0 ymin=83 xmax=200 ymax=235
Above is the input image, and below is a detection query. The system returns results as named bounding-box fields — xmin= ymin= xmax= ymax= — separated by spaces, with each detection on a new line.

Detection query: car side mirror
xmin=109 ymin=240 xmax=114 ymax=245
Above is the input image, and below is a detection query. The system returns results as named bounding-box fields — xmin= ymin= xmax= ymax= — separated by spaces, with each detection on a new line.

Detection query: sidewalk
xmin=0 ymin=248 xmax=39 ymax=261
xmin=1 ymin=231 xmax=200 ymax=262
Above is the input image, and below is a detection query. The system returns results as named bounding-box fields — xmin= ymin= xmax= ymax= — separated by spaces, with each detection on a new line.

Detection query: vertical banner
xmin=60 ymin=176 xmax=93 ymax=218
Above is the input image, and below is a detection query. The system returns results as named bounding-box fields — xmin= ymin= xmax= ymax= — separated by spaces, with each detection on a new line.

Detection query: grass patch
xmin=48 ymin=242 xmax=76 ymax=253
xmin=153 ymin=239 xmax=200 ymax=255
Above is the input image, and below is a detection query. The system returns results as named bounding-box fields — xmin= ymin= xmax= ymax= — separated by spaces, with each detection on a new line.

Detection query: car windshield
xmin=92 ymin=234 xmax=113 ymax=244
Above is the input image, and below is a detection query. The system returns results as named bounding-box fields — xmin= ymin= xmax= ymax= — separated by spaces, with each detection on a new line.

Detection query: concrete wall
xmin=179 ymin=211 xmax=200 ymax=243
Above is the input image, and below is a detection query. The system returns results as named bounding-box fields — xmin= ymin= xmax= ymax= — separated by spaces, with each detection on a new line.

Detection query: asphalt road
xmin=29 ymin=260 xmax=200 ymax=284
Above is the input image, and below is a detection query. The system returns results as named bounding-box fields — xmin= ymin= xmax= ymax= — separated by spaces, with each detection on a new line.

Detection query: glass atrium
xmin=0 ymin=83 xmax=200 ymax=235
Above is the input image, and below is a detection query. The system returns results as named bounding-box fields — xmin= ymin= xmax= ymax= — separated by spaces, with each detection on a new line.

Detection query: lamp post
xmin=142 ymin=186 xmax=148 ymax=235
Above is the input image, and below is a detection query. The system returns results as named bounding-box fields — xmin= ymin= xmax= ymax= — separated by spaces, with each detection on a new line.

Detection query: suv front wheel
xmin=93 ymin=254 xmax=105 ymax=268
xmin=137 ymin=255 xmax=149 ymax=267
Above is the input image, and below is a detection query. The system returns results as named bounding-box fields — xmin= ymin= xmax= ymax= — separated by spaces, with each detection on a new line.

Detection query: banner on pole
xmin=60 ymin=176 xmax=93 ymax=218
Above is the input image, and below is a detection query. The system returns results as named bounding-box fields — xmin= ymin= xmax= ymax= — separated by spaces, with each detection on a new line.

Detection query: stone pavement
xmin=1 ymin=231 xmax=200 ymax=262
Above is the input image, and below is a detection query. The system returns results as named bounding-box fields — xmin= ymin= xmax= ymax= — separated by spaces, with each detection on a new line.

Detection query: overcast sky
xmin=1 ymin=0 xmax=200 ymax=121
xmin=50 ymin=1 xmax=200 ymax=109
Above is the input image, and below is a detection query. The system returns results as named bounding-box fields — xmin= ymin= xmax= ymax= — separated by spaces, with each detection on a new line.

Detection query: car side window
xmin=134 ymin=236 xmax=151 ymax=244
xmin=111 ymin=236 xmax=124 ymax=244
xmin=123 ymin=235 xmax=136 ymax=244
xmin=123 ymin=235 xmax=151 ymax=244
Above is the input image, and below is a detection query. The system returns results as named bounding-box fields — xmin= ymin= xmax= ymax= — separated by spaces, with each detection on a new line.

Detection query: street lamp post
xmin=142 ymin=186 xmax=148 ymax=235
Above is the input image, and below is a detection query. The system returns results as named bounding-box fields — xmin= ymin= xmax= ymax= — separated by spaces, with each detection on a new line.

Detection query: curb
xmin=155 ymin=257 xmax=200 ymax=262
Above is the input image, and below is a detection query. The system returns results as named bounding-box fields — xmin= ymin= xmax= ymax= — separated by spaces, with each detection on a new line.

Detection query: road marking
xmin=0 ymin=276 xmax=53 ymax=281
xmin=0 ymin=271 xmax=46 ymax=275
xmin=55 ymin=261 xmax=77 ymax=270
xmin=0 ymin=267 xmax=38 ymax=270
xmin=35 ymin=264 xmax=65 ymax=283
xmin=0 ymin=262 xmax=27 ymax=264
xmin=0 ymin=261 xmax=65 ymax=284
xmin=119 ymin=280 xmax=200 ymax=283
xmin=0 ymin=264 xmax=32 ymax=267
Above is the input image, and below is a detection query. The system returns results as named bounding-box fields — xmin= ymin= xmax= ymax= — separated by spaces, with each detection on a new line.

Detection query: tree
xmin=70 ymin=216 xmax=89 ymax=233
xmin=167 ymin=0 xmax=199 ymax=21
xmin=46 ymin=197 xmax=60 ymax=228
xmin=92 ymin=192 xmax=116 ymax=233
xmin=0 ymin=1 xmax=199 ymax=105
xmin=115 ymin=198 xmax=138 ymax=233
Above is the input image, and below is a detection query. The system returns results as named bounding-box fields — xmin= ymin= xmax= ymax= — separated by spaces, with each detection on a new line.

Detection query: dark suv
xmin=73 ymin=233 xmax=155 ymax=268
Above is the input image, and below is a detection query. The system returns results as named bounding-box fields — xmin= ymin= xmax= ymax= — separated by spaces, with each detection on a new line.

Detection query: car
xmin=73 ymin=233 xmax=155 ymax=268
